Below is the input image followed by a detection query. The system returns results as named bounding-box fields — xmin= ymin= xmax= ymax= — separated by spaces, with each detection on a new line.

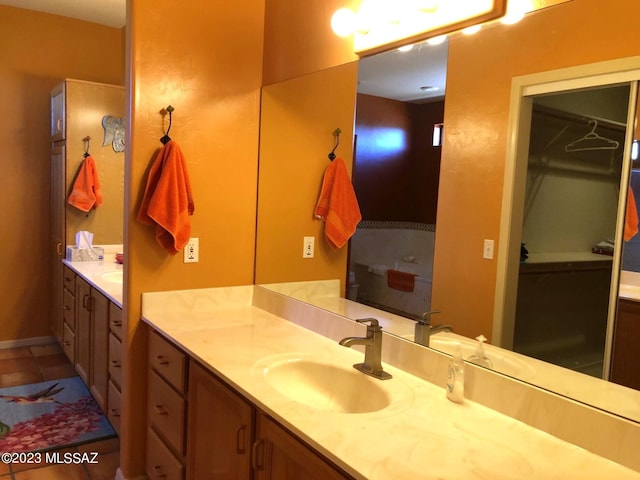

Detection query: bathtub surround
xmin=349 ymin=222 xmax=436 ymax=317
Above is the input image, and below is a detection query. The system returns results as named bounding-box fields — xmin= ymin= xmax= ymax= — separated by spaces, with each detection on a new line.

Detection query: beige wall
xmin=433 ymin=0 xmax=640 ymax=340
xmin=123 ymin=0 xmax=265 ymax=475
xmin=0 ymin=6 xmax=124 ymax=342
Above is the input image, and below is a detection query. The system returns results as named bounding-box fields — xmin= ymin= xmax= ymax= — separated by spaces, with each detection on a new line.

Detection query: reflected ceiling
xmin=0 ymin=0 xmax=126 ymax=28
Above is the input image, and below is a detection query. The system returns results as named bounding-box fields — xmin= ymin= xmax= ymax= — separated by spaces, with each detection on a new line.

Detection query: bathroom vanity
xmin=139 ymin=286 xmax=640 ymax=479
xmin=58 ymin=247 xmax=124 ymax=432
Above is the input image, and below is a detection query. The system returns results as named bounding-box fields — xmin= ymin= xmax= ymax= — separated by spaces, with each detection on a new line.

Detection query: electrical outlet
xmin=184 ymin=238 xmax=199 ymax=263
xmin=483 ymin=239 xmax=494 ymax=260
xmin=303 ymin=236 xmax=315 ymax=258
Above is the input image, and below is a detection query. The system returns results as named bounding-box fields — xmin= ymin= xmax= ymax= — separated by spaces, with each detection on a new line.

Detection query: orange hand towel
xmin=314 ymin=157 xmax=361 ymax=249
xmin=67 ymin=155 xmax=102 ymax=212
xmin=625 ymin=188 xmax=639 ymax=241
xmin=137 ymin=141 xmax=195 ymax=255
xmin=387 ymin=269 xmax=417 ymax=292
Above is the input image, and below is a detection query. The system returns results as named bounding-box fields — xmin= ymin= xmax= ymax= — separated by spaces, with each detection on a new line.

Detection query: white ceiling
xmin=1 ymin=0 xmax=446 ymax=103
xmin=0 ymin=0 xmax=126 ymax=28
xmin=358 ymin=41 xmax=448 ymax=103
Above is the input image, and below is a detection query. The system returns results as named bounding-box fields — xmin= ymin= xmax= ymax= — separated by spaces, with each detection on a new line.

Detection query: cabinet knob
xmin=110 ymin=360 xmax=121 ymax=368
xmin=155 ymin=355 xmax=169 ymax=365
xmin=153 ymin=405 xmax=168 ymax=416
xmin=63 ymin=305 xmax=71 ymax=311
xmin=109 ymin=409 xmax=120 ymax=417
xmin=111 ymin=320 xmax=123 ymax=327
xmin=152 ymin=466 xmax=167 ymax=478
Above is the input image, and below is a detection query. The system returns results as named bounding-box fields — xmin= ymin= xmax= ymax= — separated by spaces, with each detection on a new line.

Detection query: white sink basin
xmin=257 ymin=357 xmax=392 ymax=413
xmin=99 ymin=271 xmax=123 ymax=284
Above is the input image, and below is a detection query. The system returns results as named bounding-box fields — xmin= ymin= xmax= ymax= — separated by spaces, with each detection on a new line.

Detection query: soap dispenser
xmin=446 ymin=342 xmax=464 ymax=403
xmin=467 ymin=335 xmax=493 ymax=369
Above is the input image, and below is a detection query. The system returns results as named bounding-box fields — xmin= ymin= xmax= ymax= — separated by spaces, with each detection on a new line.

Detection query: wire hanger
xmin=160 ymin=105 xmax=175 ymax=145
xmin=83 ymin=136 xmax=91 ymax=158
xmin=564 ymin=119 xmax=620 ymax=152
xmin=328 ymin=128 xmax=341 ymax=161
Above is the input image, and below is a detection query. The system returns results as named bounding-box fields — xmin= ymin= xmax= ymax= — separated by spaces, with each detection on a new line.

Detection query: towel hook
xmin=160 ymin=105 xmax=175 ymax=145
xmin=328 ymin=128 xmax=341 ymax=161
xmin=83 ymin=136 xmax=91 ymax=158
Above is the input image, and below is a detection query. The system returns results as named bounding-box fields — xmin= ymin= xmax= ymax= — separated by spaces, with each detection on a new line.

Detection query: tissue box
xmin=66 ymin=246 xmax=105 ymax=262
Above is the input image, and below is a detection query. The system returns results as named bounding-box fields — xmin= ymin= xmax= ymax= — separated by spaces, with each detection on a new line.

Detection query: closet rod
xmin=532 ymin=104 xmax=626 ymax=133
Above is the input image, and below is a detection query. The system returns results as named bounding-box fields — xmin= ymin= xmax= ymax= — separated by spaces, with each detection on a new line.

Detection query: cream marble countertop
xmin=619 ymin=270 xmax=640 ymax=302
xmin=62 ymin=244 xmax=123 ymax=307
xmin=141 ymin=286 xmax=640 ymax=480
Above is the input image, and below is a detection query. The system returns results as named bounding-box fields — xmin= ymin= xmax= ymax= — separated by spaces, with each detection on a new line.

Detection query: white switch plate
xmin=483 ymin=239 xmax=494 ymax=260
xmin=184 ymin=238 xmax=199 ymax=263
xmin=303 ymin=236 xmax=315 ymax=258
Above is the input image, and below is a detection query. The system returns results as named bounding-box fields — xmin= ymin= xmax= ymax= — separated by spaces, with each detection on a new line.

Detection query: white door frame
xmin=493 ymin=56 xmax=640 ymax=378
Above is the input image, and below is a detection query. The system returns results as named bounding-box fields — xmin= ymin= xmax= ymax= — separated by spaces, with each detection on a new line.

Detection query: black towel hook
xmin=328 ymin=128 xmax=341 ymax=161
xmin=160 ymin=105 xmax=175 ymax=145
xmin=83 ymin=136 xmax=91 ymax=158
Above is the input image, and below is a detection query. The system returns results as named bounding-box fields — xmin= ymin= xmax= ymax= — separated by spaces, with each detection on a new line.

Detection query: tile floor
xmin=0 ymin=343 xmax=120 ymax=480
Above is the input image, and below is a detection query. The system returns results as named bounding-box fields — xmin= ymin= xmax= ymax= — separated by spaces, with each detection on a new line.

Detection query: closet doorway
xmin=493 ymin=59 xmax=640 ymax=382
xmin=514 ymin=85 xmax=631 ymax=378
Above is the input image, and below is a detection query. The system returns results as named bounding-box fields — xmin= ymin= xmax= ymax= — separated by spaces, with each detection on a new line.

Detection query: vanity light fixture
xmin=330 ymin=0 xmax=507 ymax=56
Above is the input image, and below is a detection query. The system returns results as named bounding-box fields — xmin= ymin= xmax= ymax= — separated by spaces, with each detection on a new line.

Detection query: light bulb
xmin=331 ymin=8 xmax=356 ymax=37
xmin=501 ymin=0 xmax=528 ymax=25
xmin=427 ymin=35 xmax=447 ymax=45
xmin=398 ymin=44 xmax=414 ymax=52
xmin=462 ymin=24 xmax=481 ymax=35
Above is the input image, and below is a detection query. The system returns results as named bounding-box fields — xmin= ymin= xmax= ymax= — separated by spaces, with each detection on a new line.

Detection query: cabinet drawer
xmin=148 ymin=370 xmax=186 ymax=455
xmin=146 ymin=428 xmax=184 ymax=480
xmin=109 ymin=303 xmax=123 ymax=340
xmin=62 ymin=265 xmax=76 ymax=292
xmin=108 ymin=333 xmax=123 ymax=388
xmin=148 ymin=331 xmax=187 ymax=393
xmin=62 ymin=288 xmax=76 ymax=330
xmin=107 ymin=380 xmax=121 ymax=434
xmin=62 ymin=322 xmax=75 ymax=363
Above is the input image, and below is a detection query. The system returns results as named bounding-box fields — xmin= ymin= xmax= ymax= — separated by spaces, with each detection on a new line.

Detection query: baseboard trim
xmin=0 ymin=336 xmax=56 ymax=350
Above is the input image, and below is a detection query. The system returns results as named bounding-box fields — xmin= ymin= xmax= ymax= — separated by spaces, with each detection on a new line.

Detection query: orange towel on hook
xmin=137 ymin=140 xmax=195 ymax=255
xmin=387 ymin=269 xmax=417 ymax=292
xmin=68 ymin=155 xmax=102 ymax=212
xmin=314 ymin=157 xmax=361 ymax=248
xmin=625 ymin=187 xmax=639 ymax=241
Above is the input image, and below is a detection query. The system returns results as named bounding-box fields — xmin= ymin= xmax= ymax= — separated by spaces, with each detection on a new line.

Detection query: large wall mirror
xmin=255 ymin=1 xmax=640 ymax=425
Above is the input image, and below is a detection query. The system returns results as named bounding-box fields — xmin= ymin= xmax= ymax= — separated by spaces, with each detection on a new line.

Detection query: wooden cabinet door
xmin=90 ymin=288 xmax=109 ymax=410
xmin=611 ymin=299 xmax=640 ymax=389
xmin=254 ymin=413 xmax=351 ymax=480
xmin=186 ymin=362 xmax=253 ymax=480
xmin=75 ymin=277 xmax=92 ymax=384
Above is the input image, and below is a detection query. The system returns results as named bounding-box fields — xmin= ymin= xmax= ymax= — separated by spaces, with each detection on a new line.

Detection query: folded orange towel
xmin=387 ymin=269 xmax=417 ymax=292
xmin=314 ymin=157 xmax=361 ymax=248
xmin=137 ymin=141 xmax=195 ymax=255
xmin=68 ymin=155 xmax=102 ymax=212
xmin=625 ymin=188 xmax=639 ymax=241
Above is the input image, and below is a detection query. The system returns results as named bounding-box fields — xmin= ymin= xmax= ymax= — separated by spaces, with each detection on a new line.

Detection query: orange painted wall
xmin=255 ymin=62 xmax=359 ymax=286
xmin=432 ymin=0 xmax=640 ymax=340
xmin=263 ymin=0 xmax=358 ymax=85
xmin=123 ymin=0 xmax=264 ymax=475
xmin=0 ymin=6 xmax=124 ymax=342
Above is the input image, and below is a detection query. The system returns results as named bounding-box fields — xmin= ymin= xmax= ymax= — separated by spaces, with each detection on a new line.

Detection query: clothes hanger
xmin=564 ymin=119 xmax=619 ymax=152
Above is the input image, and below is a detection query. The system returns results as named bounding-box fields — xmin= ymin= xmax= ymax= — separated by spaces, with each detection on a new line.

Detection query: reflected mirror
xmin=256 ymin=1 xmax=640 ymax=424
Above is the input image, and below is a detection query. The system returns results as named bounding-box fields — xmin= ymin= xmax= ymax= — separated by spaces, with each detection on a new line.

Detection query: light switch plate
xmin=483 ymin=239 xmax=494 ymax=260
